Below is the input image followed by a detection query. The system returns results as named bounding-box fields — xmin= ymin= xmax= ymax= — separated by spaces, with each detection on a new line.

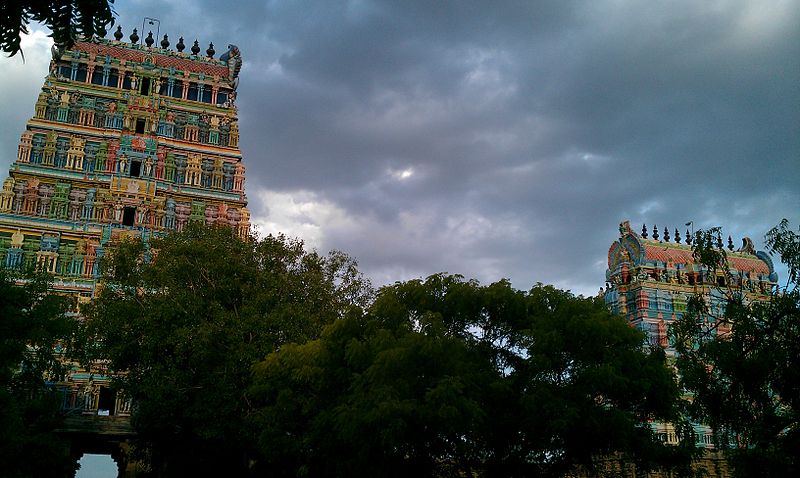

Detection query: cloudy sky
xmin=1 ymin=0 xmax=798 ymax=296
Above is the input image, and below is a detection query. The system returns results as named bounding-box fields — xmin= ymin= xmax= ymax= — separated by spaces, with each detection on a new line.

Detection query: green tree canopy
xmin=672 ymin=220 xmax=799 ymax=477
xmin=250 ymin=274 xmax=689 ymax=477
xmin=81 ymin=224 xmax=372 ymax=475
xmin=0 ymin=268 xmax=78 ymax=477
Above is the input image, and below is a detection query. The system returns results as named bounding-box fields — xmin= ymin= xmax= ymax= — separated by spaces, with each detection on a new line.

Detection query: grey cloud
xmin=1 ymin=0 xmax=797 ymax=295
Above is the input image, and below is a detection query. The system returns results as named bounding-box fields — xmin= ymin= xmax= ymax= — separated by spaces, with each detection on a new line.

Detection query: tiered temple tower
xmin=0 ymin=29 xmax=250 ymax=429
xmin=604 ymin=220 xmax=776 ymax=350
xmin=0 ymin=28 xmax=249 ymax=303
xmin=603 ymin=220 xmax=777 ymax=450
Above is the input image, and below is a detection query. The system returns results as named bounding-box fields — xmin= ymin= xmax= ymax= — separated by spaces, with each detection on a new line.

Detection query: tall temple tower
xmin=0 ymin=30 xmax=251 ymax=467
xmin=0 ymin=27 xmax=249 ymax=302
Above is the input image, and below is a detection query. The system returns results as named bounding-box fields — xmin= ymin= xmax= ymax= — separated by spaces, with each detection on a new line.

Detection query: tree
xmin=81 ymin=224 xmax=372 ymax=475
xmin=249 ymin=283 xmax=496 ymax=477
xmin=250 ymin=274 xmax=690 ymax=477
xmin=0 ymin=267 xmax=78 ymax=477
xmin=672 ymin=220 xmax=799 ymax=477
xmin=1 ymin=0 xmax=115 ymax=57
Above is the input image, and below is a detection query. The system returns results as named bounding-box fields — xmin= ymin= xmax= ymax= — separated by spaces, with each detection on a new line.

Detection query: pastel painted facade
xmin=604 ymin=220 xmax=776 ymax=352
xmin=0 ymin=30 xmax=249 ymax=304
xmin=603 ymin=220 xmax=777 ymax=451
xmin=0 ymin=29 xmax=249 ymax=425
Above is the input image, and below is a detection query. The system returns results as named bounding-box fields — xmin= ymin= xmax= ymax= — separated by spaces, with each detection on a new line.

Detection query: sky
xmin=1 ymin=0 xmax=798 ymax=297
xmin=76 ymin=454 xmax=116 ymax=478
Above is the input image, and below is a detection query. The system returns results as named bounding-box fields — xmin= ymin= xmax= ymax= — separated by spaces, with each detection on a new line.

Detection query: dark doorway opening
xmin=97 ymin=387 xmax=116 ymax=415
xmin=135 ymin=118 xmax=146 ymax=134
xmin=130 ymin=160 xmax=141 ymax=177
xmin=140 ymin=77 xmax=151 ymax=96
xmin=122 ymin=207 xmax=135 ymax=226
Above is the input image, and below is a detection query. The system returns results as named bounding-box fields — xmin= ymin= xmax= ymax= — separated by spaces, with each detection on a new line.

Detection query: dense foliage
xmin=0 ymin=268 xmax=78 ymax=477
xmin=250 ymin=275 xmax=688 ymax=477
xmin=85 ymin=225 xmax=693 ymax=476
xmin=81 ymin=224 xmax=372 ymax=475
xmin=672 ymin=220 xmax=799 ymax=477
xmin=1 ymin=0 xmax=115 ymax=56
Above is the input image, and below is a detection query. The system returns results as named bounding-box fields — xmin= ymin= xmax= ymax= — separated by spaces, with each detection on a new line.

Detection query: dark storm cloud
xmin=1 ymin=1 xmax=797 ymax=294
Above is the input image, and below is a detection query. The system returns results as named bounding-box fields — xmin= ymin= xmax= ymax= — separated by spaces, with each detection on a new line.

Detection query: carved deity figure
xmin=11 ymin=229 xmax=25 ymax=248
xmin=37 ymin=183 xmax=53 ymax=216
xmin=82 ymin=189 xmax=96 ymax=221
xmin=118 ymin=154 xmax=128 ymax=175
xmin=22 ymin=178 xmax=40 ymax=215
xmin=68 ymin=188 xmax=86 ymax=221
xmin=59 ymin=90 xmax=71 ymax=107
xmin=619 ymin=220 xmax=633 ymax=237
xmin=164 ymin=198 xmax=176 ymax=230
xmin=137 ymin=201 xmax=148 ymax=225
xmin=217 ymin=203 xmax=229 ymax=225
xmin=13 ymin=181 xmax=26 ymax=213
xmin=219 ymin=44 xmax=242 ymax=89
xmin=83 ymin=241 xmax=98 ymax=277
xmin=83 ymin=380 xmax=96 ymax=411
xmin=114 ymin=199 xmax=123 ymax=222
xmin=211 ymin=158 xmax=224 ymax=189
xmin=174 ymin=202 xmax=190 ymax=231
xmin=238 ymin=207 xmax=250 ymax=235
xmin=43 ymin=132 xmax=57 ymax=166
xmin=126 ymin=180 xmax=140 ymax=195
xmin=106 ymin=144 xmax=118 ymax=174
xmin=94 ymin=143 xmax=108 ymax=172
xmin=174 ymin=155 xmax=186 ymax=183
xmin=165 ymin=153 xmax=177 ymax=182
xmin=155 ymin=149 xmax=166 ymax=179
xmin=94 ymin=191 xmax=110 ymax=222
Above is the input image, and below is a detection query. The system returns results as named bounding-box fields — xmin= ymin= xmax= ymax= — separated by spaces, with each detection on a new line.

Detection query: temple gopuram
xmin=1 ymin=27 xmax=249 ymax=302
xmin=599 ymin=220 xmax=777 ymax=476
xmin=0 ymin=27 xmax=249 ymax=462
xmin=604 ymin=220 xmax=776 ymax=353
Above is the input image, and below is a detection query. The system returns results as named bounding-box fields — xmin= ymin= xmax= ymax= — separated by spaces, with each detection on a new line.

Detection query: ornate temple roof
xmin=607 ymin=220 xmax=775 ymax=278
xmin=73 ymin=41 xmax=231 ymax=78
xmin=640 ymin=242 xmax=770 ymax=274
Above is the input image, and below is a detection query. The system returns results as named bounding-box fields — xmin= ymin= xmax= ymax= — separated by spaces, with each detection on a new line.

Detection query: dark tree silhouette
xmin=0 ymin=1 xmax=115 ymax=56
xmin=672 ymin=220 xmax=799 ymax=477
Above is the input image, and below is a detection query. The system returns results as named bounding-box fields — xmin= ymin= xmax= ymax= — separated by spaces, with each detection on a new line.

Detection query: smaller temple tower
xmin=604 ymin=220 xmax=777 ymax=353
xmin=603 ymin=220 xmax=777 ymax=452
